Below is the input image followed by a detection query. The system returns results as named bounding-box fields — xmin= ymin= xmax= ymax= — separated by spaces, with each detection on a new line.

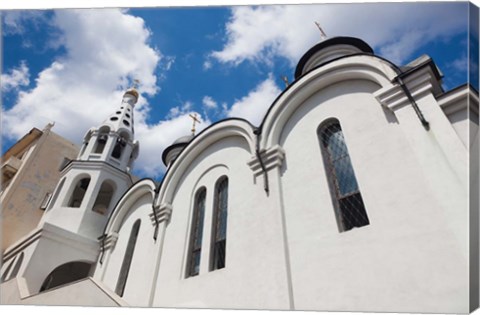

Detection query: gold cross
xmin=189 ymin=113 xmax=201 ymax=135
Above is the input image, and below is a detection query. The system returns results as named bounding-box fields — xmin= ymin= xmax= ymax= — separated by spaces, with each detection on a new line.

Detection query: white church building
xmin=1 ymin=36 xmax=478 ymax=313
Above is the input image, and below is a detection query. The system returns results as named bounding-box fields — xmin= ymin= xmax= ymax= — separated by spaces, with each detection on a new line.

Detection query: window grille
xmin=187 ymin=188 xmax=206 ymax=277
xmin=211 ymin=177 xmax=228 ymax=271
xmin=115 ymin=219 xmax=141 ymax=297
xmin=319 ymin=120 xmax=369 ymax=232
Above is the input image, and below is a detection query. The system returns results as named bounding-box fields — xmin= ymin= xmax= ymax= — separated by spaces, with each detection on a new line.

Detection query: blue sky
xmin=1 ymin=2 xmax=476 ymax=180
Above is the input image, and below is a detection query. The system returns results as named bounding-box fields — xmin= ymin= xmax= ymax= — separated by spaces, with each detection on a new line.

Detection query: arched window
xmin=92 ymin=181 xmax=116 ymax=215
xmin=211 ymin=177 xmax=228 ymax=271
xmin=187 ymin=188 xmax=206 ymax=277
xmin=94 ymin=126 xmax=110 ymax=154
xmin=67 ymin=176 xmax=91 ymax=208
xmin=47 ymin=177 xmax=66 ymax=211
xmin=8 ymin=252 xmax=24 ymax=280
xmin=115 ymin=219 xmax=141 ymax=297
xmin=318 ymin=120 xmax=369 ymax=232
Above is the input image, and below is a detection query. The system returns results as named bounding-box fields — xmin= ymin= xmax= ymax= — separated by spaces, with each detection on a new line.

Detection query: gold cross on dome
xmin=189 ymin=113 xmax=201 ymax=136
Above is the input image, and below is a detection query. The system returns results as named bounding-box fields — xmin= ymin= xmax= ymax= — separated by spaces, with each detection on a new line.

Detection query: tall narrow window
xmin=187 ymin=188 xmax=206 ymax=277
xmin=319 ymin=120 xmax=369 ymax=232
xmin=115 ymin=219 xmax=141 ymax=297
xmin=67 ymin=177 xmax=91 ymax=208
xmin=211 ymin=177 xmax=228 ymax=271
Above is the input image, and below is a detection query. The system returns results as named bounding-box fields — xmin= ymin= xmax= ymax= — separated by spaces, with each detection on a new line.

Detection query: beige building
xmin=1 ymin=123 xmax=79 ymax=251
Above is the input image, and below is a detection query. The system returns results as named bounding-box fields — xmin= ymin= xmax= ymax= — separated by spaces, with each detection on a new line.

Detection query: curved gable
xmin=157 ymin=119 xmax=255 ymax=206
xmin=260 ymin=55 xmax=399 ymax=148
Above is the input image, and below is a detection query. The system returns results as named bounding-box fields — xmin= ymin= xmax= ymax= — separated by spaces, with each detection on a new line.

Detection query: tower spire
xmin=77 ymin=87 xmax=140 ymax=172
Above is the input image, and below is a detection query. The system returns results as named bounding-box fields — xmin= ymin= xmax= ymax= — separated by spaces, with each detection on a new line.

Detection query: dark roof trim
xmin=258 ymin=52 xmax=402 ymax=133
xmin=437 ymin=82 xmax=479 ymax=99
xmin=161 ymin=117 xmax=255 ymax=167
xmin=294 ymin=37 xmax=374 ymax=79
xmin=156 ymin=117 xmax=256 ymax=194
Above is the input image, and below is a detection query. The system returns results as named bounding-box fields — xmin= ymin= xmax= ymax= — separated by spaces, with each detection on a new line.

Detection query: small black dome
xmin=294 ymin=37 xmax=373 ymax=79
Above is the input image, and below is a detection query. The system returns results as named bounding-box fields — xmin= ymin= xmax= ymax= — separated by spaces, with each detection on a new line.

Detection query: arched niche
xmin=93 ymin=180 xmax=117 ymax=215
xmin=94 ymin=126 xmax=111 ymax=154
xmin=65 ymin=175 xmax=91 ymax=208
xmin=39 ymin=261 xmax=93 ymax=292
xmin=112 ymin=131 xmax=130 ymax=160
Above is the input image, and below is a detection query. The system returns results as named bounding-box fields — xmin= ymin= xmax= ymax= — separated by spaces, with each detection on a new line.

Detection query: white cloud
xmin=1 ymin=61 xmax=30 ymax=91
xmin=1 ymin=9 xmax=175 ymax=176
xmin=211 ymin=3 xmax=467 ymax=66
xmin=202 ymin=95 xmax=218 ymax=109
xmin=450 ymin=55 xmax=468 ymax=72
xmin=203 ymin=60 xmax=212 ymax=70
xmin=227 ymin=75 xmax=281 ymax=126
xmin=166 ymin=101 xmax=194 ymax=119
xmin=2 ymin=10 xmax=46 ymax=35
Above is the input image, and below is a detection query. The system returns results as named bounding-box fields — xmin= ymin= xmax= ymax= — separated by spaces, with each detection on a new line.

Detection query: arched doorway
xmin=40 ymin=261 xmax=92 ymax=292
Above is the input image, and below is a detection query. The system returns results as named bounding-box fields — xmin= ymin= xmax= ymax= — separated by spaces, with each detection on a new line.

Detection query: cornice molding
xmin=375 ymin=66 xmax=440 ymax=112
xmin=247 ymin=145 xmax=286 ymax=177
xmin=100 ymin=232 xmax=119 ymax=251
xmin=150 ymin=203 xmax=173 ymax=226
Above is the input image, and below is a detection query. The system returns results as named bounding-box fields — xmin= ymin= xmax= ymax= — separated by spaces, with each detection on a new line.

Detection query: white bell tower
xmin=11 ymin=88 xmax=140 ymax=295
xmin=77 ymin=89 xmax=140 ymax=171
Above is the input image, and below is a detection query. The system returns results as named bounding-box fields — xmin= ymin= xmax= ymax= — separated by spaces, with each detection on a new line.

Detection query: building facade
xmin=1 ymin=124 xmax=79 ymax=251
xmin=1 ymin=37 xmax=478 ymax=313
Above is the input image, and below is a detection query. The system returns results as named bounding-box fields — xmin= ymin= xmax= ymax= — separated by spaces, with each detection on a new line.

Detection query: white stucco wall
xmin=99 ymin=192 xmax=156 ymax=306
xmin=279 ymin=79 xmax=468 ymax=313
xmin=152 ymin=136 xmax=292 ymax=310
